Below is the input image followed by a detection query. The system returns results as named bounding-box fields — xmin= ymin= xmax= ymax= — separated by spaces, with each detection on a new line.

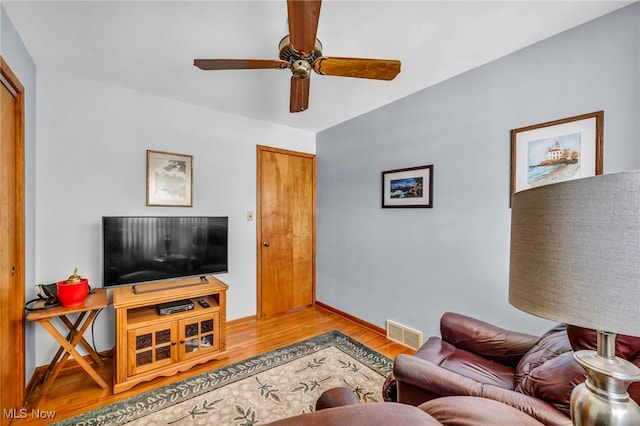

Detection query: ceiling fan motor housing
xmin=279 ymin=35 xmax=323 ymax=79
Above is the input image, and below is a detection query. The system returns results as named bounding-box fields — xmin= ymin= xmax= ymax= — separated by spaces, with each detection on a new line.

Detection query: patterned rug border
xmin=54 ymin=330 xmax=393 ymax=426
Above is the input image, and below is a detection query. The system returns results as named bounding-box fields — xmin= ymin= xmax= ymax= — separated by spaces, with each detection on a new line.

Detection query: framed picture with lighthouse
xmin=510 ymin=111 xmax=603 ymax=198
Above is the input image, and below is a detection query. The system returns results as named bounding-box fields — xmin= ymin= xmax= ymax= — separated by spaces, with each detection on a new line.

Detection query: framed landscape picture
xmin=510 ymin=111 xmax=603 ymax=197
xmin=382 ymin=164 xmax=433 ymax=208
xmin=146 ymin=150 xmax=193 ymax=207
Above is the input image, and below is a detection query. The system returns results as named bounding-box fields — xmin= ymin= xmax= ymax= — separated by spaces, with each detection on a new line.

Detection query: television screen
xmin=103 ymin=216 xmax=228 ymax=287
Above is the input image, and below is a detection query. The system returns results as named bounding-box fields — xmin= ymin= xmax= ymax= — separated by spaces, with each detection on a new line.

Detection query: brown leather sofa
xmin=264 ymin=387 xmax=546 ymax=425
xmin=387 ymin=312 xmax=640 ymax=426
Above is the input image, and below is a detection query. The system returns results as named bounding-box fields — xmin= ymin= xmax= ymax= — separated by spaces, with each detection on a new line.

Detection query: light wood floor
xmin=21 ymin=305 xmax=412 ymax=425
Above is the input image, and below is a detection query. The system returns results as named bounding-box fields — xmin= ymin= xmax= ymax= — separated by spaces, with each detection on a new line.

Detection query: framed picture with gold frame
xmin=146 ymin=150 xmax=193 ymax=207
xmin=510 ymin=111 xmax=603 ymax=197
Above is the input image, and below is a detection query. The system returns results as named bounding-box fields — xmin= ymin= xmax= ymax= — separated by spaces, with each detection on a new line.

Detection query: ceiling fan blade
xmin=194 ymin=59 xmax=289 ymax=71
xmin=287 ymin=0 xmax=322 ymax=57
xmin=313 ymin=57 xmax=401 ymax=81
xmin=290 ymin=77 xmax=310 ymax=113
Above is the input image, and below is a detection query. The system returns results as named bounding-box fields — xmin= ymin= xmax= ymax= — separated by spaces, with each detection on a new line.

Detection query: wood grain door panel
xmin=0 ymin=57 xmax=25 ymax=416
xmin=257 ymin=146 xmax=315 ymax=318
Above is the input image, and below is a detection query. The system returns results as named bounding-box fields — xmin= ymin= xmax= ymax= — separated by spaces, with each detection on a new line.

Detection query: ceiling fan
xmin=193 ymin=0 xmax=401 ymax=113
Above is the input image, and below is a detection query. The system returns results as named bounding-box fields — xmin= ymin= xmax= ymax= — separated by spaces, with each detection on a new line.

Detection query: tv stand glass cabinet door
xmin=127 ymin=322 xmax=177 ymax=376
xmin=180 ymin=312 xmax=221 ymax=359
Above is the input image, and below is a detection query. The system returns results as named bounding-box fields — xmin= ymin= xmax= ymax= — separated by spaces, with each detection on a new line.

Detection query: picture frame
xmin=382 ymin=164 xmax=433 ymax=208
xmin=146 ymin=149 xmax=193 ymax=207
xmin=510 ymin=111 xmax=603 ymax=196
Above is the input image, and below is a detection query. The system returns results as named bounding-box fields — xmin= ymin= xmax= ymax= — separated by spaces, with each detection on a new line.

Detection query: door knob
xmin=263 ymin=241 xmax=270 ymax=247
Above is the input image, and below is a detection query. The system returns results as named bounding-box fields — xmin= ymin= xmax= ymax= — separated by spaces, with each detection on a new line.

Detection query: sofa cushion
xmin=514 ymin=325 xmax=572 ymax=386
xmin=514 ymin=351 xmax=585 ymax=416
xmin=513 ymin=324 xmax=577 ymax=416
xmin=440 ymin=312 xmax=540 ymax=367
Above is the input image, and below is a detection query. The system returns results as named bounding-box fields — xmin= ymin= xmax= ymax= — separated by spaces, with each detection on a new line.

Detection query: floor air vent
xmin=386 ymin=320 xmax=423 ymax=350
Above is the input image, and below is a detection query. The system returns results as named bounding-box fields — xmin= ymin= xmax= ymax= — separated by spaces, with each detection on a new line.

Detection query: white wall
xmin=316 ymin=4 xmax=640 ymax=339
xmin=34 ymin=70 xmax=315 ymax=366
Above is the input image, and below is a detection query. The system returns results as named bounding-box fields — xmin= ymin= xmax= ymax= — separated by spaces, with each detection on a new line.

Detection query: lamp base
xmin=570 ymin=349 xmax=640 ymax=426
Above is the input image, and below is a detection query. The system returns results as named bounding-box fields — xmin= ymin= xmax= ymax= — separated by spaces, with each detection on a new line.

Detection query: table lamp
xmin=509 ymin=170 xmax=640 ymax=426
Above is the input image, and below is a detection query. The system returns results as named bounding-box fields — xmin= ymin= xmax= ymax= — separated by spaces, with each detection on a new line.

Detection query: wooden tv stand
xmin=112 ymin=276 xmax=228 ymax=393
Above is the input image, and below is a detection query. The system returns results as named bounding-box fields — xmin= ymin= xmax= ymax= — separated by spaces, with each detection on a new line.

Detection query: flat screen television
xmin=103 ymin=216 xmax=228 ymax=287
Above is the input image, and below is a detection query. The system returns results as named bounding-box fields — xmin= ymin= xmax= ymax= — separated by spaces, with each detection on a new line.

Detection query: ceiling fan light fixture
xmin=291 ymin=60 xmax=312 ymax=79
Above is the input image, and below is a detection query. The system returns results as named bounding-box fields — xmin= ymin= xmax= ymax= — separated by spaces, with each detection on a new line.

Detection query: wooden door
xmin=0 ymin=57 xmax=26 ymax=415
xmin=257 ymin=146 xmax=315 ymax=318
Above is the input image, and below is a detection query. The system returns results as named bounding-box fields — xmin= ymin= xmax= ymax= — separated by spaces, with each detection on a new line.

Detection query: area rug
xmin=55 ymin=330 xmax=393 ymax=426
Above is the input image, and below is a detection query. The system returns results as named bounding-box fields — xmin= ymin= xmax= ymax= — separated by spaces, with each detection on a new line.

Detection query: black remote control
xmin=198 ymin=299 xmax=210 ymax=308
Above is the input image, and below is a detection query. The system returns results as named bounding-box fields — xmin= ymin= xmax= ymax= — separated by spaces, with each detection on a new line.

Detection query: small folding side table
xmin=26 ymin=288 xmax=110 ymax=401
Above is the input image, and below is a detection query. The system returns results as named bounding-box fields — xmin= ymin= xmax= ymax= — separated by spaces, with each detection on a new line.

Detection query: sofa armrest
xmin=440 ymin=312 xmax=541 ymax=367
xmin=482 ymin=384 xmax=571 ymax=426
xmin=393 ymin=354 xmax=571 ymax=426
xmin=394 ymin=353 xmax=485 ymax=398
xmin=419 ymin=396 xmax=548 ymax=426
xmin=264 ymin=403 xmax=441 ymax=426
xmin=315 ymin=387 xmax=360 ymax=410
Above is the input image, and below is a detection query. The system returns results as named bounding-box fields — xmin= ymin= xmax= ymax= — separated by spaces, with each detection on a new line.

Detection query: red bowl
xmin=57 ymin=278 xmax=89 ymax=307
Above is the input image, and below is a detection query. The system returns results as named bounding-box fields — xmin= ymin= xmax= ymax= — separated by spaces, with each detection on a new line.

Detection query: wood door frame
xmin=256 ymin=145 xmax=316 ymax=319
xmin=0 ymin=56 xmax=26 ymax=409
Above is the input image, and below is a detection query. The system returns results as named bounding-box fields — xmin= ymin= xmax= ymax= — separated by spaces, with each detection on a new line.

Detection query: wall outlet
xmin=247 ymin=211 xmax=254 ymax=221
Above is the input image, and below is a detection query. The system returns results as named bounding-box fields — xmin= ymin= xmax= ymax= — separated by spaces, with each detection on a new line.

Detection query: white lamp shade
xmin=509 ymin=170 xmax=640 ymax=337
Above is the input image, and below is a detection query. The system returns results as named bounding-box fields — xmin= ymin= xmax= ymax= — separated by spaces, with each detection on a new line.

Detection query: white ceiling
xmin=3 ymin=1 xmax=631 ymax=133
